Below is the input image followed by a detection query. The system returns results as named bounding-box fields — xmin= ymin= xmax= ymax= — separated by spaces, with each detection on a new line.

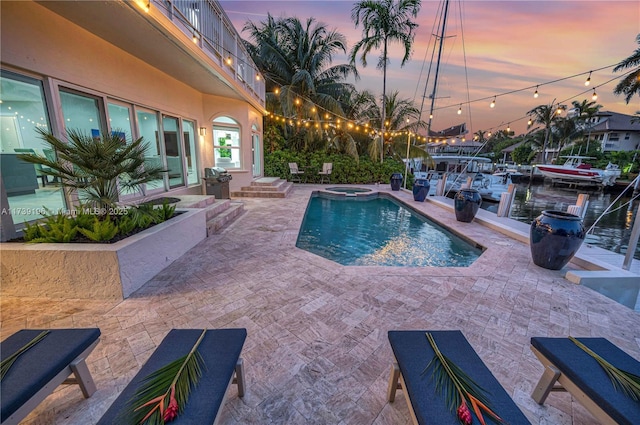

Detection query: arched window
xmin=213 ymin=116 xmax=240 ymax=169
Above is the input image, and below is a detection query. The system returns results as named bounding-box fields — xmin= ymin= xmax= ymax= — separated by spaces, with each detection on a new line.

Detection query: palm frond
xmin=1 ymin=331 xmax=50 ymax=381
xmin=422 ymin=332 xmax=505 ymax=424
xmin=570 ymin=336 xmax=640 ymax=401
xmin=121 ymin=330 xmax=207 ymax=425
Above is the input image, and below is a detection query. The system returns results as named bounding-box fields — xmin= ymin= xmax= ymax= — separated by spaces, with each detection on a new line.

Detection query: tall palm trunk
xmin=380 ymin=38 xmax=388 ymax=162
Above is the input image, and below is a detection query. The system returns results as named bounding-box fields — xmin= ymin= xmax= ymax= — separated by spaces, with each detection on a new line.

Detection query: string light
xmin=490 ymin=97 xmax=496 ymax=108
xmin=507 ymin=123 xmax=511 ymax=132
xmin=533 ymin=86 xmax=539 ymax=98
xmin=457 ymin=104 xmax=462 ymax=115
xmin=528 ymin=118 xmax=532 ymax=126
xmin=192 ymin=31 xmax=198 ymax=43
xmin=585 ymin=71 xmax=592 ymax=86
xmin=592 ymin=89 xmax=598 ymax=100
xmin=225 ymin=56 xmax=233 ymax=66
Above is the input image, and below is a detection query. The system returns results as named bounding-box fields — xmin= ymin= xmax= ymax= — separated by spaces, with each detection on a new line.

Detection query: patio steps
xmin=204 ymin=200 xmax=245 ymax=235
xmin=174 ymin=195 xmax=245 ymax=235
xmin=230 ymin=177 xmax=293 ymax=198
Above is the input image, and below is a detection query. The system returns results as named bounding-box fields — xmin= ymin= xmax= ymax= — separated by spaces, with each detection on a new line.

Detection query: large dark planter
xmin=413 ymin=178 xmax=430 ymax=202
xmin=530 ymin=210 xmax=585 ymax=270
xmin=454 ymin=188 xmax=482 ymax=222
xmin=390 ymin=173 xmax=403 ymax=191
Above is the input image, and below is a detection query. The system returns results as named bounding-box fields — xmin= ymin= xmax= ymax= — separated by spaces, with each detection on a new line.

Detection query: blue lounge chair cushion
xmin=97 ymin=328 xmax=246 ymax=425
xmin=0 ymin=328 xmax=101 ymax=422
xmin=389 ymin=330 xmax=530 ymax=425
xmin=531 ymin=337 xmax=640 ymax=425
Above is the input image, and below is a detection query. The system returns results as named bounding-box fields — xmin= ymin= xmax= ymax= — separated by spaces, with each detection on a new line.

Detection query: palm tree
xmin=17 ymin=129 xmax=166 ymax=211
xmin=367 ymin=91 xmax=429 ymax=164
xmin=613 ymin=33 xmax=640 ymax=104
xmin=527 ymin=103 xmax=561 ymax=164
xmin=243 ymin=15 xmax=357 ymax=121
xmin=552 ymin=116 xmax=581 ymax=160
xmin=571 ymin=99 xmax=601 ymax=151
xmin=327 ymin=88 xmax=378 ymax=160
xmin=350 ymin=0 xmax=421 ymax=162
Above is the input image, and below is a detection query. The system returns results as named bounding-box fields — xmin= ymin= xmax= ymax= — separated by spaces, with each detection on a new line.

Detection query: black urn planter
xmin=412 ymin=178 xmax=430 ymax=202
xmin=530 ymin=210 xmax=585 ymax=270
xmin=454 ymin=188 xmax=482 ymax=222
xmin=390 ymin=173 xmax=403 ymax=191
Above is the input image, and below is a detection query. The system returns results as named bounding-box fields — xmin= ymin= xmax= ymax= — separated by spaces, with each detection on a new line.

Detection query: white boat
xmin=411 ymin=155 xmax=509 ymax=201
xmin=493 ymin=163 xmax=524 ymax=184
xmin=535 ymin=156 xmax=621 ymax=186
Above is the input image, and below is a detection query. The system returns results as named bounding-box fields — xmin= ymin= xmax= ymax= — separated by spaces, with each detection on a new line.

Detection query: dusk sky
xmin=220 ymin=1 xmax=639 ymax=136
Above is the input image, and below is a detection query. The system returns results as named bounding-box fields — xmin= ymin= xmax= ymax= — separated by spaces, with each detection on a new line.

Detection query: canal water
xmin=481 ymin=181 xmax=640 ymax=260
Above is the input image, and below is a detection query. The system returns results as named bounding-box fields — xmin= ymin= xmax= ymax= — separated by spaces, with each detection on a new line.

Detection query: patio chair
xmin=1 ymin=328 xmax=101 ymax=425
xmin=288 ymin=162 xmax=305 ymax=183
xmin=318 ymin=162 xmax=332 ymax=184
xmin=530 ymin=337 xmax=640 ymax=425
xmin=387 ymin=330 xmax=531 ymax=425
xmin=97 ymin=328 xmax=247 ymax=425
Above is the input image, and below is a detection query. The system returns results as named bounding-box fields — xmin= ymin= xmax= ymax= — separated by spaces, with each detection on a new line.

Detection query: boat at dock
xmin=535 ymin=155 xmax=621 ymax=186
xmin=411 ymin=155 xmax=511 ymax=202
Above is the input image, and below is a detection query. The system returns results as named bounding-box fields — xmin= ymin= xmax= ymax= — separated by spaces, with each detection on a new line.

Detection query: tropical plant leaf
xmin=422 ymin=332 xmax=505 ymax=424
xmin=570 ymin=336 xmax=640 ymax=401
xmin=119 ymin=330 xmax=207 ymax=425
xmin=1 ymin=331 xmax=49 ymax=381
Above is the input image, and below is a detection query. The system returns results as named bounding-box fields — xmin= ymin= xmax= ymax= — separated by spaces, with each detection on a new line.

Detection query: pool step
xmin=231 ymin=178 xmax=293 ymax=198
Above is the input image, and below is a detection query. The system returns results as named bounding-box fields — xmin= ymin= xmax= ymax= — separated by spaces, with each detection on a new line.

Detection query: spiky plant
xmin=121 ymin=330 xmax=207 ymax=425
xmin=1 ymin=331 xmax=49 ymax=381
xmin=570 ymin=336 xmax=640 ymax=401
xmin=423 ymin=333 xmax=504 ymax=425
xmin=16 ymin=128 xmax=167 ymax=213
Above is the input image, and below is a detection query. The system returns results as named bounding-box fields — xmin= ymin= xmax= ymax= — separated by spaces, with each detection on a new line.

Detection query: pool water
xmin=296 ymin=193 xmax=482 ymax=266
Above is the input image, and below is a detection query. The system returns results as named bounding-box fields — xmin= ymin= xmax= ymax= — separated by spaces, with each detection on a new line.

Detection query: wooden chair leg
xmin=233 ymin=357 xmax=245 ymax=397
xmin=532 ymin=365 xmax=561 ymax=404
xmin=68 ymin=358 xmax=97 ymax=398
xmin=387 ymin=362 xmax=401 ymax=402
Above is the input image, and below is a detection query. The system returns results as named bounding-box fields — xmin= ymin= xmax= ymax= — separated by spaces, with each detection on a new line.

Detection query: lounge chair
xmin=387 ymin=330 xmax=531 ymax=425
xmin=530 ymin=337 xmax=640 ymax=425
xmin=0 ymin=328 xmax=101 ymax=425
xmin=97 ymin=328 xmax=247 ymax=425
xmin=288 ymin=162 xmax=305 ymax=183
xmin=318 ymin=162 xmax=332 ymax=184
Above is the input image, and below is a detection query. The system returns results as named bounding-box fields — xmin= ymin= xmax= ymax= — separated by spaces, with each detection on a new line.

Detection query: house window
xmin=624 ymin=133 xmax=630 ymax=140
xmin=0 ymin=70 xmax=66 ymax=226
xmin=213 ymin=116 xmax=241 ymax=169
xmin=609 ymin=133 xmax=619 ymax=141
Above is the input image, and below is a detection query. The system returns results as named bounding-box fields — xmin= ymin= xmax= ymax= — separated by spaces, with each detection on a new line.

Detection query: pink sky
xmin=221 ymin=0 xmax=639 ymax=136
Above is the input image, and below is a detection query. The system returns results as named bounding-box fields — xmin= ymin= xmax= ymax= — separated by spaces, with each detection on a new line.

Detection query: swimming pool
xmin=296 ymin=193 xmax=482 ymax=267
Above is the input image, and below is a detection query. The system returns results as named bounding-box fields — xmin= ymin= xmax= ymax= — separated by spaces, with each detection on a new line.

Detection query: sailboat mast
xmin=427 ymin=0 xmax=450 ymax=137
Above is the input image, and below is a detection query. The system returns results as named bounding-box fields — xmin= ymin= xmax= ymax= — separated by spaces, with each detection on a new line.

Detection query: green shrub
xmin=25 ymin=212 xmax=77 ymax=243
xmin=78 ymin=215 xmax=119 ymax=242
xmin=265 ymin=150 xmax=411 ymax=186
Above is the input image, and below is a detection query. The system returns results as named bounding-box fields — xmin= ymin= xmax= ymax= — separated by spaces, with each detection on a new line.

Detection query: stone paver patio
xmin=2 ymin=185 xmax=639 ymax=424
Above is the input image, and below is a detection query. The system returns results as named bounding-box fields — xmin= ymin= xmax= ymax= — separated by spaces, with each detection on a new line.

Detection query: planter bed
xmin=0 ymin=208 xmax=207 ymax=300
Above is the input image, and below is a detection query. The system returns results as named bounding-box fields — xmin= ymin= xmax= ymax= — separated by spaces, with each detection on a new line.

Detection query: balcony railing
xmin=155 ymin=0 xmax=265 ymax=105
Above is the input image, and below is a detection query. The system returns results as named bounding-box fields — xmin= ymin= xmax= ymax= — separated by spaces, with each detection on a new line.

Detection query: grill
xmin=203 ymin=167 xmax=232 ymax=198
xmin=204 ymin=167 xmax=232 ymax=182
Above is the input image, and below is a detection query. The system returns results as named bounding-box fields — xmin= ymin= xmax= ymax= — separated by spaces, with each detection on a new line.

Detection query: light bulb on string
xmin=507 ymin=123 xmax=511 ymax=132
xmin=585 ymin=71 xmax=592 ymax=86
xmin=592 ymin=89 xmax=598 ymax=100
xmin=457 ymin=104 xmax=462 ymax=115
xmin=533 ymin=86 xmax=539 ymax=98
xmin=528 ymin=118 xmax=532 ymax=126
xmin=490 ymin=97 xmax=496 ymax=108
xmin=192 ymin=31 xmax=198 ymax=43
xmin=225 ymin=56 xmax=233 ymax=66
